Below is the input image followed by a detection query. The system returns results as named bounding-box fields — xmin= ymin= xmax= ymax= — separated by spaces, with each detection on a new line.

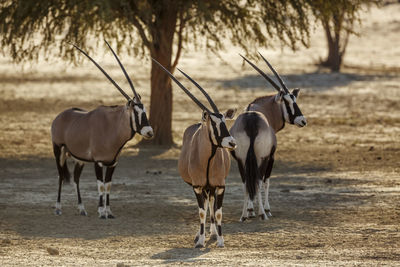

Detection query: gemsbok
xmin=153 ymin=59 xmax=237 ymax=248
xmin=230 ymin=53 xmax=307 ymax=222
xmin=51 ymin=41 xmax=153 ymax=218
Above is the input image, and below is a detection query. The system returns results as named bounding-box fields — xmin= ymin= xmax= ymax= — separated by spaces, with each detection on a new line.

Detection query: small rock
xmin=368 ymin=146 xmax=374 ymax=151
xmin=296 ymin=255 xmax=302 ymax=259
xmin=280 ymin=189 xmax=290 ymax=193
xmin=145 ymin=191 xmax=151 ymax=195
xmin=46 ymin=247 xmax=59 ymax=255
xmin=326 ymin=179 xmax=333 ymax=184
xmin=376 ymin=156 xmax=382 ymax=160
xmin=116 ymin=263 xmax=125 ymax=267
xmin=297 ymin=186 xmax=305 ymax=190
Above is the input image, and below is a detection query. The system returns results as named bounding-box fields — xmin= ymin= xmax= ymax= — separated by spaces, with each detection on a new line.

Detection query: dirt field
xmin=1 ymin=4 xmax=400 ymax=266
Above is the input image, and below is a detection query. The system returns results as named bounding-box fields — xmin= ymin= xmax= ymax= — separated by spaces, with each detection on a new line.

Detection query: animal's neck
xmin=196 ymin=123 xmax=216 ymax=160
xmin=248 ymin=95 xmax=285 ymax=133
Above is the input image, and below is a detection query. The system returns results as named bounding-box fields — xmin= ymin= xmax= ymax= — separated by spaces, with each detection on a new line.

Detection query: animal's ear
xmin=127 ymin=99 xmax=134 ymax=108
xmin=224 ymin=108 xmax=237 ymax=119
xmin=292 ymin=88 xmax=300 ymax=98
xmin=274 ymin=91 xmax=283 ymax=102
xmin=201 ymin=110 xmax=209 ymax=121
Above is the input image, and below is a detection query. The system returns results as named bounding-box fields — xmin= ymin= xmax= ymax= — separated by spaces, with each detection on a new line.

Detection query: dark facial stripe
xmin=209 ymin=114 xmax=231 ymax=147
xmin=133 ymin=104 xmax=150 ymax=131
xmin=283 ymin=96 xmax=303 ymax=124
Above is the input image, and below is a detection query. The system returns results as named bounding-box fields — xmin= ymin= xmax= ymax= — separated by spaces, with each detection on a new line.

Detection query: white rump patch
xmin=231 ymin=131 xmax=250 ymax=162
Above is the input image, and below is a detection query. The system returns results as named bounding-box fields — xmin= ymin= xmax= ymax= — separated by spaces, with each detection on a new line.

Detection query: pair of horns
xmin=152 ymin=59 xmax=219 ymax=114
xmin=240 ymin=52 xmax=290 ymax=94
xmin=72 ymin=40 xmax=141 ymax=102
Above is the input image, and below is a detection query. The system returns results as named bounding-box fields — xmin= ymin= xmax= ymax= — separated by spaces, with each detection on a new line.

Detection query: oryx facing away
xmin=51 ymin=41 xmax=153 ymax=218
xmin=230 ymin=53 xmax=307 ymax=222
xmin=153 ymin=59 xmax=237 ymax=248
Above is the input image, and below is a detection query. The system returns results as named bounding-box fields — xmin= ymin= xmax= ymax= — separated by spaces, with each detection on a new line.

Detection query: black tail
xmin=243 ymin=113 xmax=261 ymax=201
xmin=53 ymin=143 xmax=70 ymax=184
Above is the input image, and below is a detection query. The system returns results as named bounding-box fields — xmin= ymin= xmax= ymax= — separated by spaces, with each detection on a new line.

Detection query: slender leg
xmin=53 ymin=144 xmax=69 ymax=215
xmin=247 ymin=198 xmax=256 ymax=218
xmin=240 ymin=184 xmax=249 ymax=222
xmin=95 ymin=162 xmax=106 ymax=219
xmin=257 ymin=180 xmax=268 ymax=220
xmin=208 ymin=188 xmax=217 ymax=239
xmin=263 ymin=178 xmax=272 ymax=217
xmin=104 ymin=165 xmax=116 ymax=219
xmin=193 ymin=187 xmax=208 ymax=248
xmin=73 ymin=162 xmax=86 ymax=216
xmin=264 ymin=154 xmax=274 ymax=217
xmin=215 ymin=186 xmax=225 ymax=248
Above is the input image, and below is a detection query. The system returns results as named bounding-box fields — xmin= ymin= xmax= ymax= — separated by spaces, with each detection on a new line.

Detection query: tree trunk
xmin=145 ymin=3 xmax=178 ymax=146
xmin=325 ymin=35 xmax=342 ymax=72
xmin=321 ymin=16 xmax=343 ymax=72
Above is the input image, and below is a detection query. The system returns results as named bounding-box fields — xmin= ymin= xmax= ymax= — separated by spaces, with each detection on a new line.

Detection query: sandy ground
xmin=1 ymin=3 xmax=400 ymax=266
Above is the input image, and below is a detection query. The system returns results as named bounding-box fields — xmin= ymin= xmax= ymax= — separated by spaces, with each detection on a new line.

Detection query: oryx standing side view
xmin=230 ymin=53 xmax=307 ymax=222
xmin=51 ymin=41 xmax=153 ymax=218
xmin=153 ymin=59 xmax=237 ymax=248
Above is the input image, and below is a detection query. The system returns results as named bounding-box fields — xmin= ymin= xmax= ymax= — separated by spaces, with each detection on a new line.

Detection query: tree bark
xmin=145 ymin=2 xmax=178 ymax=146
xmin=322 ymin=14 xmax=345 ymax=72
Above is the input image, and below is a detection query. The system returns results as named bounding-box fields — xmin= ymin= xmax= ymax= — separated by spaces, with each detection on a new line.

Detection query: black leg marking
xmin=194 ymin=187 xmax=205 ymax=210
xmin=94 ymin=163 xmax=106 ymax=219
xmin=53 ymin=143 xmax=65 ymax=215
xmin=73 ymin=163 xmax=84 ymax=204
xmin=216 ymin=187 xmax=225 ymax=210
xmin=98 ymin=195 xmax=104 ymax=208
xmin=217 ymin=225 xmax=222 ymax=237
xmin=264 ymin=146 xmax=276 ymax=181
xmin=200 ymin=223 xmax=204 ymax=235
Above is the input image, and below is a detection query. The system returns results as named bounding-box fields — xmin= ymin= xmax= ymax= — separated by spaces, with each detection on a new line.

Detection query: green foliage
xmin=0 ymin=0 xmax=312 ymax=63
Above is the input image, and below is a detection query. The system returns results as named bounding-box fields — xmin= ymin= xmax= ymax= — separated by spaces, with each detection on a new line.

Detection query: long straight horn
xmin=258 ymin=52 xmax=290 ymax=93
xmin=71 ymin=44 xmax=131 ymax=101
xmin=239 ymin=54 xmax=281 ymax=92
xmin=177 ymin=68 xmax=219 ymax=113
xmin=152 ymin=58 xmax=212 ymax=113
xmin=104 ymin=40 xmax=141 ymax=102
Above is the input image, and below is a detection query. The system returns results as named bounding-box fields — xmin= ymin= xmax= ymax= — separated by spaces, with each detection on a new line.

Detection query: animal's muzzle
xmin=141 ymin=126 xmax=154 ymax=139
xmin=221 ymin=136 xmax=237 ymax=150
xmin=294 ymin=116 xmax=307 ymax=127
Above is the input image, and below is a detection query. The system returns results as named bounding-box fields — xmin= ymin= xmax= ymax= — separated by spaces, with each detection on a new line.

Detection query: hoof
xmin=55 ymin=209 xmax=62 ymax=216
xmin=80 ymin=210 xmax=88 ymax=216
xmin=195 ymin=243 xmax=204 ymax=248
xmin=265 ymin=210 xmax=272 ymax=217
xmin=217 ymin=237 xmax=224 ymax=248
xmin=107 ymin=214 xmax=115 ymax=219
xmin=239 ymin=216 xmax=247 ymax=222
xmin=194 ymin=235 xmax=199 ymax=244
xmin=100 ymin=215 xmax=107 ymax=219
xmin=259 ymin=214 xmax=268 ymax=220
xmin=247 ymin=208 xmax=256 ymax=218
xmin=209 ymin=234 xmax=217 ymax=241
